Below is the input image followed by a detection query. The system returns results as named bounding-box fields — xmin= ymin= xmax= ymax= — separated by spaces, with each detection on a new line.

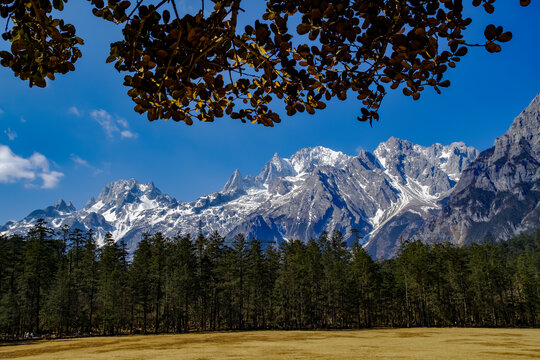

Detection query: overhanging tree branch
xmin=0 ymin=0 xmax=531 ymax=125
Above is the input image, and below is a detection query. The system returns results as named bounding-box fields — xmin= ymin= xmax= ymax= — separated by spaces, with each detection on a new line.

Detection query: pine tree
xmin=245 ymin=238 xmax=266 ymax=328
xmin=43 ymin=261 xmax=75 ymax=334
xmin=149 ymin=232 xmax=167 ymax=333
xmin=79 ymin=229 xmax=98 ymax=333
xmin=322 ymin=230 xmax=350 ymax=327
xmin=19 ymin=219 xmax=61 ymax=334
xmin=274 ymin=239 xmax=307 ymax=329
xmin=206 ymin=231 xmax=226 ymax=330
xmin=130 ymin=233 xmax=153 ymax=333
xmin=194 ymin=227 xmax=210 ymax=330
xmin=169 ymin=234 xmax=196 ymax=332
xmin=349 ymin=240 xmax=377 ymax=327
xmin=229 ymin=233 xmax=249 ymax=329
xmin=396 ymin=240 xmax=432 ymax=327
xmin=96 ymin=232 xmax=127 ymax=334
xmin=0 ymin=234 xmax=24 ymax=336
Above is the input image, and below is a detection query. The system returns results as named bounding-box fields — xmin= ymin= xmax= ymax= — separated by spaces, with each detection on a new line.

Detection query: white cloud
xmin=120 ymin=130 xmax=138 ymax=139
xmin=4 ymin=128 xmax=17 ymax=141
xmin=68 ymin=106 xmax=82 ymax=117
xmin=39 ymin=171 xmax=64 ymax=189
xmin=355 ymin=145 xmax=364 ymax=154
xmin=70 ymin=154 xmax=90 ymax=167
xmin=90 ymin=109 xmax=138 ymax=140
xmin=90 ymin=109 xmax=117 ymax=138
xmin=0 ymin=145 xmax=64 ymax=189
xmin=117 ymin=118 xmax=129 ymax=128
xmin=20 ymin=117 xmax=26 ymax=123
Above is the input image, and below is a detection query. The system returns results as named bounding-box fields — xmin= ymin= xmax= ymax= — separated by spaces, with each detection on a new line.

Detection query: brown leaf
xmin=439 ymin=80 xmax=450 ymax=87
xmin=484 ymin=25 xmax=496 ymax=41
xmin=486 ymin=42 xmax=501 ymax=53
xmin=497 ymin=32 xmax=513 ymax=43
xmin=483 ymin=3 xmax=495 ymax=13
xmin=297 ymin=23 xmax=311 ymax=35
xmin=455 ymin=47 xmax=468 ymax=57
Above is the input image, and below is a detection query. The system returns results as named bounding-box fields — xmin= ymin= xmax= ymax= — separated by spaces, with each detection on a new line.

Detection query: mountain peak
xmin=256 ymin=153 xmax=295 ymax=185
xmin=375 ymin=137 xmax=411 ymax=153
xmin=290 ymin=146 xmax=351 ymax=173
xmin=373 ymin=137 xmax=478 ymax=184
xmin=97 ymin=178 xmax=137 ymax=198
xmin=268 ymin=152 xmax=287 ymax=169
xmin=93 ymin=178 xmax=168 ymax=207
xmin=104 ymin=178 xmax=139 ymax=189
xmin=495 ymin=94 xmax=540 ymax=152
xmin=54 ymin=199 xmax=76 ymax=212
xmin=222 ymin=169 xmax=245 ymax=193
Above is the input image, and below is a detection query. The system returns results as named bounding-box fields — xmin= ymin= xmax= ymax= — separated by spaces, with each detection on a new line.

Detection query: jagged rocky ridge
xmin=1 ymin=137 xmax=479 ymax=256
xmin=412 ymin=94 xmax=540 ymax=250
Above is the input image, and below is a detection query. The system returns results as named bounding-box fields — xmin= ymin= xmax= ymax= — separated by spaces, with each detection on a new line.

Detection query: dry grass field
xmin=1 ymin=328 xmax=539 ymax=360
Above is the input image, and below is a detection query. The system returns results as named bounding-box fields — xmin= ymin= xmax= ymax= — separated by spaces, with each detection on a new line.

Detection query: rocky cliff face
xmin=416 ymin=94 xmax=540 ymax=246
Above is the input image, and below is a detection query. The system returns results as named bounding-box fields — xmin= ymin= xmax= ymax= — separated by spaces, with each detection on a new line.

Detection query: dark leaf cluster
xmin=0 ymin=0 xmax=83 ymax=87
xmin=0 ymin=0 xmax=530 ymax=124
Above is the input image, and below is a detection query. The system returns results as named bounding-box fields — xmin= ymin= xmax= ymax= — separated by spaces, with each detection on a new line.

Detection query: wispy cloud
xmin=70 ymin=153 xmax=105 ymax=176
xmin=20 ymin=117 xmax=26 ymax=123
xmin=117 ymin=118 xmax=129 ymax=128
xmin=4 ymin=128 xmax=17 ymax=141
xmin=120 ymin=130 xmax=138 ymax=139
xmin=90 ymin=109 xmax=116 ymax=138
xmin=92 ymin=162 xmax=111 ymax=177
xmin=0 ymin=108 xmax=4 ymax=116
xmin=90 ymin=109 xmax=138 ymax=140
xmin=68 ymin=106 xmax=82 ymax=117
xmin=0 ymin=145 xmax=64 ymax=189
xmin=70 ymin=154 xmax=90 ymax=167
xmin=355 ymin=145 xmax=364 ymax=154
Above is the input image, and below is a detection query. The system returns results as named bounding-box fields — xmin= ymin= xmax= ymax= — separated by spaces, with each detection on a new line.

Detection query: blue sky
xmin=0 ymin=1 xmax=538 ymax=224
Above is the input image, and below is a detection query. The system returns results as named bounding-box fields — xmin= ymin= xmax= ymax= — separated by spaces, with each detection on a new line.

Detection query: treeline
xmin=0 ymin=220 xmax=539 ymax=337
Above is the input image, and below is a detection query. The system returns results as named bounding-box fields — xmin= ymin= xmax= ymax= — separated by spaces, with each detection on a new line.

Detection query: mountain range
xmin=2 ymin=94 xmax=539 ymax=258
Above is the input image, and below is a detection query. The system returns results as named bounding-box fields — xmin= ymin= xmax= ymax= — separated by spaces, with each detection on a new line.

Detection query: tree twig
xmin=29 ymin=0 xmax=47 ymax=43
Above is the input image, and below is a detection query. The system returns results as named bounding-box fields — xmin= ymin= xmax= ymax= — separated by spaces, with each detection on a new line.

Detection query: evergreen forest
xmin=0 ymin=219 xmax=538 ymax=339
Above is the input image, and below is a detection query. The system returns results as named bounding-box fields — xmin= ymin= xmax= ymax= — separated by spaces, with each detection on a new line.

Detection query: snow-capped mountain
xmin=4 ymin=96 xmax=539 ymax=258
xmin=1 ymin=141 xmax=478 ymax=256
xmin=363 ymin=138 xmax=479 ymax=257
